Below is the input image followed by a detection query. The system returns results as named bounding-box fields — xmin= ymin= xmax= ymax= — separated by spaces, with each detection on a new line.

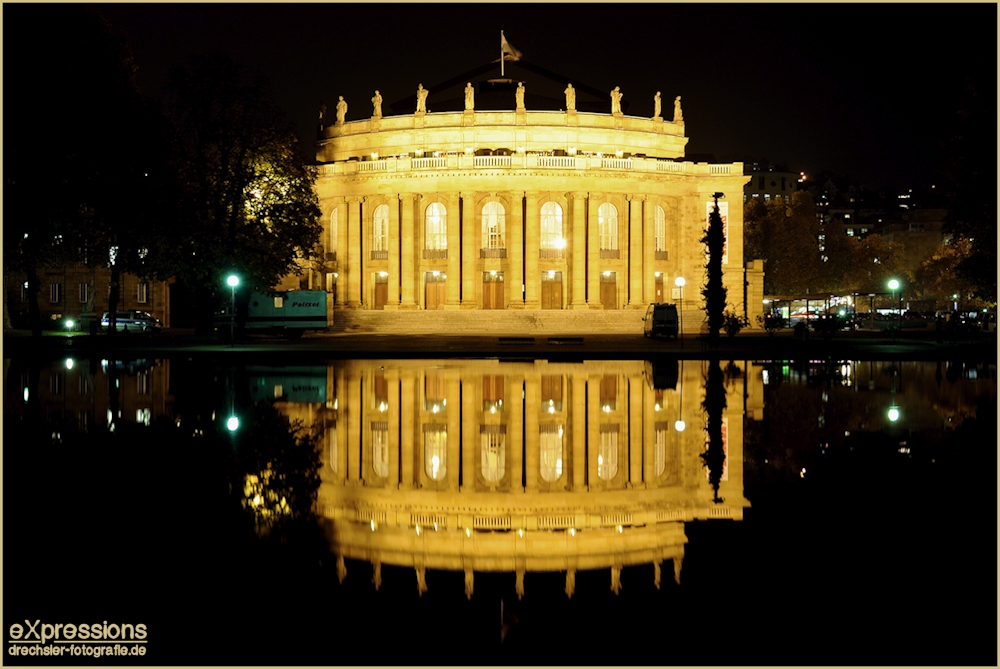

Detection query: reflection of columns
xmin=399 ymin=370 xmax=416 ymax=489
xmin=400 ymin=195 xmax=417 ymax=308
xmin=524 ymin=192 xmax=540 ymax=308
xmin=673 ymin=556 xmax=683 ymax=584
xmin=509 ymin=373 xmax=524 ymax=491
xmin=628 ymin=195 xmax=644 ymax=307
xmin=643 ymin=199 xmax=655 ymax=304
xmin=653 ymin=561 xmax=661 ymax=590
xmin=446 ymin=193 xmax=461 ymax=308
xmin=461 ymin=373 xmax=476 ymax=491
xmin=628 ymin=373 xmax=644 ymax=487
xmin=586 ymin=375 xmax=599 ymax=488
xmin=388 ymin=195 xmax=401 ymax=307
xmin=570 ymin=375 xmax=586 ymax=490
xmin=570 ymin=192 xmax=587 ymax=309
xmin=447 ymin=377 xmax=461 ymax=491
xmin=347 ymin=197 xmax=362 ymax=308
xmin=387 ymin=371 xmax=400 ymax=486
xmin=461 ymin=193 xmax=476 ymax=307
xmin=643 ymin=381 xmax=655 ymax=487
xmin=335 ymin=366 xmax=348 ymax=478
xmin=587 ymin=195 xmax=600 ymax=307
xmin=510 ymin=191 xmax=525 ymax=308
xmin=346 ymin=371 xmax=361 ymax=482
xmin=524 ymin=374 xmax=540 ymax=492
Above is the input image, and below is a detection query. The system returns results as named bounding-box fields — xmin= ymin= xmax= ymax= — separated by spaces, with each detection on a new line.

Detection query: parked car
xmin=100 ymin=310 xmax=162 ymax=333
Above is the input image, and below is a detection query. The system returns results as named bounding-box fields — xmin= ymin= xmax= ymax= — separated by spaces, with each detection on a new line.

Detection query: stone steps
xmin=328 ymin=308 xmax=650 ymax=334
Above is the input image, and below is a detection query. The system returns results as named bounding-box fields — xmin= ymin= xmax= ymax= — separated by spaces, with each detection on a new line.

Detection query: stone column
xmin=399 ymin=369 xmax=416 ymax=489
xmin=388 ymin=195 xmax=401 ymax=308
xmin=586 ymin=375 xmax=600 ymax=488
xmin=387 ymin=370 xmax=401 ymax=486
xmin=628 ymin=373 xmax=644 ymax=488
xmin=400 ymin=194 xmax=417 ymax=308
xmin=347 ymin=197 xmax=362 ymax=308
xmin=569 ymin=192 xmax=588 ymax=309
xmin=447 ymin=376 xmax=461 ymax=491
xmin=346 ymin=370 xmax=361 ymax=483
xmin=446 ymin=193 xmax=462 ymax=308
xmin=524 ymin=374 xmax=540 ymax=492
xmin=523 ymin=191 xmax=540 ymax=309
xmin=628 ymin=195 xmax=645 ymax=307
xmin=509 ymin=373 xmax=524 ymax=492
xmin=334 ymin=198 xmax=348 ymax=308
xmin=570 ymin=375 xmax=587 ymax=490
xmin=461 ymin=192 xmax=477 ymax=308
xmin=509 ymin=191 xmax=525 ymax=308
xmin=461 ymin=371 xmax=477 ymax=491
xmin=587 ymin=195 xmax=601 ymax=308
xmin=643 ymin=199 xmax=656 ymax=304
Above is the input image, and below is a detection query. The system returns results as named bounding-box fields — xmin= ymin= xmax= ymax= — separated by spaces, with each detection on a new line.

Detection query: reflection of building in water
xmin=269 ymin=359 xmax=750 ymax=597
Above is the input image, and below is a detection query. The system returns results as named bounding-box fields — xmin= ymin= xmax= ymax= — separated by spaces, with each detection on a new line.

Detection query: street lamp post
xmin=887 ymin=278 xmax=900 ymax=332
xmin=675 ymin=276 xmax=686 ymax=348
xmin=227 ymin=274 xmax=239 ymax=345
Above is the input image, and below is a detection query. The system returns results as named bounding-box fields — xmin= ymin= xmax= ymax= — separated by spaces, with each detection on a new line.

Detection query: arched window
xmin=424 ymin=426 xmax=447 ymax=481
xmin=540 ymin=425 xmax=564 ymax=482
xmin=329 ymin=208 xmax=338 ymax=256
xmin=372 ymin=204 xmax=389 ymax=252
xmin=655 ymin=205 xmax=666 ymax=252
xmin=425 ymin=203 xmax=447 ymax=250
xmin=481 ymin=427 xmax=505 ymax=482
xmin=540 ymin=202 xmax=563 ymax=249
xmin=327 ymin=425 xmax=338 ymax=474
xmin=482 ymin=202 xmax=506 ymax=249
xmin=372 ymin=423 xmax=388 ymax=478
xmin=654 ymin=425 xmax=666 ymax=477
xmin=598 ymin=203 xmax=618 ymax=250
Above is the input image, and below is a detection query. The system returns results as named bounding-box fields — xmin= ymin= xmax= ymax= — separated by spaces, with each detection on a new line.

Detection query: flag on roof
xmin=501 ymin=31 xmax=522 ymax=60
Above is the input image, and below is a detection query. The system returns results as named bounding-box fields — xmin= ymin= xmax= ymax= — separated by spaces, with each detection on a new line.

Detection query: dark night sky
xmin=36 ymin=4 xmax=1000 ymax=188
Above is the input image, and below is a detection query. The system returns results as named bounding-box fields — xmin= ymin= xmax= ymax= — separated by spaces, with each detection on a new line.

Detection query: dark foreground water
xmin=3 ymin=355 xmax=996 ymax=666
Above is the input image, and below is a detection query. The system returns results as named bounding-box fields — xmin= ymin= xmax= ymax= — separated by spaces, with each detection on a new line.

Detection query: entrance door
xmin=541 ymin=271 xmax=563 ymax=310
xmin=600 ymin=272 xmax=617 ymax=310
xmin=483 ymin=272 xmax=504 ymax=309
xmin=654 ymin=274 xmax=664 ymax=302
xmin=374 ymin=273 xmax=388 ymax=310
xmin=425 ymin=272 xmax=446 ymax=309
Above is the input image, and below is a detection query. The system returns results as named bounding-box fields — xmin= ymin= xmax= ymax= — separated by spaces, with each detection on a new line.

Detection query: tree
xmin=845 ymin=233 xmax=908 ymax=294
xmin=914 ymin=238 xmax=979 ymax=307
xmin=160 ymin=56 xmax=322 ymax=329
xmin=743 ymin=192 xmax=823 ymax=294
xmin=701 ymin=196 xmax=727 ymax=341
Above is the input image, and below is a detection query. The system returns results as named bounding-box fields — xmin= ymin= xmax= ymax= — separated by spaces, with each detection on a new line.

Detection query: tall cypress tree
xmin=701 ymin=194 xmax=727 ymax=341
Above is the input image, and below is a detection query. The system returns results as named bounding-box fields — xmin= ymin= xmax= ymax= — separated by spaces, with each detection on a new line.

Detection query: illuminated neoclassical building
xmin=300 ymin=58 xmax=765 ymax=333
xmin=300 ymin=358 xmax=756 ymax=597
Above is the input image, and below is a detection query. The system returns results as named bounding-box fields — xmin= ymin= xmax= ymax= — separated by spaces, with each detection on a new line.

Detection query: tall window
xmin=137 ymin=282 xmax=149 ymax=304
xmin=598 ymin=203 xmax=618 ymax=250
xmin=540 ymin=425 xmax=564 ymax=482
xmin=78 ymin=283 xmax=90 ymax=304
xmin=482 ymin=202 xmax=505 ymax=249
xmin=424 ymin=425 xmax=447 ymax=481
xmin=327 ymin=425 xmax=338 ymax=475
xmin=372 ymin=422 xmax=388 ymax=478
xmin=598 ymin=425 xmax=619 ymax=480
xmin=540 ymin=202 xmax=563 ymax=249
xmin=425 ymin=203 xmax=447 ymax=250
xmin=481 ymin=426 xmax=505 ymax=482
xmin=655 ymin=205 xmax=666 ymax=252
xmin=50 ymin=283 xmax=62 ymax=304
xmin=372 ymin=204 xmax=389 ymax=252
xmin=654 ymin=424 xmax=667 ymax=477
xmin=329 ymin=208 xmax=338 ymax=255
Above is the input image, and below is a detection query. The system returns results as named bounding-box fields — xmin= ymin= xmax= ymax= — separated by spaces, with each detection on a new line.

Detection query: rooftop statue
xmin=654 ymin=91 xmax=661 ymax=119
xmin=611 ymin=86 xmax=623 ymax=114
xmin=516 ymin=82 xmax=525 ymax=110
xmin=464 ymin=82 xmax=474 ymax=111
xmin=416 ymin=84 xmax=428 ymax=113
xmin=564 ymin=83 xmax=576 ymax=111
xmin=371 ymin=90 xmax=382 ymax=119
xmin=674 ymin=95 xmax=683 ymax=123
xmin=335 ymin=96 xmax=347 ymax=125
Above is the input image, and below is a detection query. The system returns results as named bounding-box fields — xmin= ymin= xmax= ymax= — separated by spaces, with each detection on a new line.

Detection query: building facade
xmin=303 ymin=81 xmax=762 ymax=333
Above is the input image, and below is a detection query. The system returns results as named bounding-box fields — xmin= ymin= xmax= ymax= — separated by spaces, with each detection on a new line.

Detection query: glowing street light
xmin=887 ymin=278 xmax=901 ymax=331
xmin=675 ymin=276 xmax=686 ymax=348
xmin=226 ymin=274 xmax=240 ymax=345
xmin=227 ymin=415 xmax=240 ymax=431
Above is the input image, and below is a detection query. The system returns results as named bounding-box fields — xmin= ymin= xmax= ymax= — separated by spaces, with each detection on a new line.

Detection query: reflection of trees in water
xmin=701 ymin=358 xmax=726 ymax=503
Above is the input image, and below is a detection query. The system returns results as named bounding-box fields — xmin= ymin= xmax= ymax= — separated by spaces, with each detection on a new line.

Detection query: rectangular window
xmin=846 ymin=228 xmax=855 ymax=236
xmin=78 ymin=283 xmax=90 ymax=304
xmin=599 ymin=375 xmax=617 ymax=411
xmin=137 ymin=282 xmax=149 ymax=304
xmin=373 ymin=216 xmax=389 ymax=252
xmin=655 ymin=212 xmax=666 ymax=252
xmin=50 ymin=283 xmax=62 ymax=304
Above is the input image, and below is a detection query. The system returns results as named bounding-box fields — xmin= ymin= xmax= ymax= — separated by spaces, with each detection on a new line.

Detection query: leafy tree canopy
xmin=744 ymin=192 xmax=823 ymax=294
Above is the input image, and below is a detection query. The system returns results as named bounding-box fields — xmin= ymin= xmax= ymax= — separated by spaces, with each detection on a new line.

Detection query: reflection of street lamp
xmin=675 ymin=276 xmax=686 ymax=348
xmin=887 ymin=278 xmax=900 ymax=331
xmin=674 ymin=360 xmax=686 ymax=432
xmin=227 ymin=274 xmax=240 ymax=345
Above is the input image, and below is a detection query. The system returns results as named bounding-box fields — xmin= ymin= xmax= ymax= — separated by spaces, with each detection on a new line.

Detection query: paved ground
xmin=4 ymin=327 xmax=996 ymax=361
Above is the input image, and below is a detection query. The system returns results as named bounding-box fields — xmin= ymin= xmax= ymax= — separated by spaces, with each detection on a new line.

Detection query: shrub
xmin=723 ymin=310 xmax=749 ymax=337
xmin=757 ymin=313 xmax=786 ymax=336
